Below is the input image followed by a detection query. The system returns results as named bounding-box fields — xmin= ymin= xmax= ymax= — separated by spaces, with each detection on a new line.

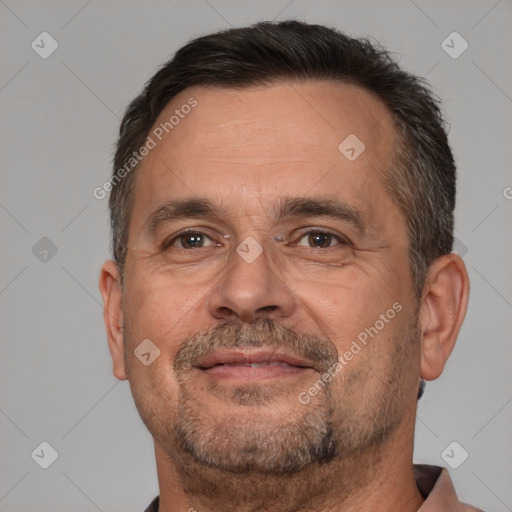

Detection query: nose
xmin=207 ymin=240 xmax=297 ymax=323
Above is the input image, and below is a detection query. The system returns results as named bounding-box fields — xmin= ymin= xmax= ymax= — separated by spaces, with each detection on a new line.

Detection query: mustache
xmin=174 ymin=318 xmax=339 ymax=373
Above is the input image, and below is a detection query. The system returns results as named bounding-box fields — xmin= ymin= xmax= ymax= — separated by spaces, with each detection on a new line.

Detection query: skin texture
xmin=99 ymin=81 xmax=470 ymax=512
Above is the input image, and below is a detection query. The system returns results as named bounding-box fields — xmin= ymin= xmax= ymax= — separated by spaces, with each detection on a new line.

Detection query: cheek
xmin=327 ymin=312 xmax=419 ymax=409
xmin=290 ymin=265 xmax=403 ymax=344
xmin=122 ymin=271 xmax=207 ymax=353
xmin=297 ymin=281 xmax=412 ymax=390
xmin=121 ymin=281 xmax=187 ymax=408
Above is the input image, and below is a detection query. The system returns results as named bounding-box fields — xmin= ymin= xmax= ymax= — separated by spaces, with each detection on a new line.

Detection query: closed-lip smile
xmin=194 ymin=348 xmax=317 ymax=380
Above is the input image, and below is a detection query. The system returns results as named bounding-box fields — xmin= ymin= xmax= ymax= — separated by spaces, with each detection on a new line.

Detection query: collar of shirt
xmin=144 ymin=464 xmax=484 ymax=512
xmin=415 ymin=464 xmax=484 ymax=511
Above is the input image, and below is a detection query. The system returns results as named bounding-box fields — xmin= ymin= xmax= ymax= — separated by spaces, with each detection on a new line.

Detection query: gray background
xmin=1 ymin=0 xmax=511 ymax=510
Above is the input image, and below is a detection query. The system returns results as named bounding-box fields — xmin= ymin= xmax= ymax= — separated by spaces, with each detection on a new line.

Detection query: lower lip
xmin=200 ymin=364 xmax=312 ymax=380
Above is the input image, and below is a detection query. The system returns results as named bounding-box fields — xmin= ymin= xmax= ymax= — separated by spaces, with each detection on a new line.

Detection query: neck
xmin=153 ymin=417 xmax=424 ymax=512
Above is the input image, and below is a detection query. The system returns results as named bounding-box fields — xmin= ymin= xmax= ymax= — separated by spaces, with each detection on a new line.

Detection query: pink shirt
xmin=415 ymin=464 xmax=485 ymax=511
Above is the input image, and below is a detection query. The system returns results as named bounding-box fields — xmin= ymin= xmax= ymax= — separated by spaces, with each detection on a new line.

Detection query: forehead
xmin=150 ymin=80 xmax=394 ymax=161
xmin=131 ymin=81 xmax=400 ymax=230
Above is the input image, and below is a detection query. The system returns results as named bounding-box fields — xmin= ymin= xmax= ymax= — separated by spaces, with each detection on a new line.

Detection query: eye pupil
xmin=181 ymin=233 xmax=204 ymax=248
xmin=309 ymin=232 xmax=331 ymax=248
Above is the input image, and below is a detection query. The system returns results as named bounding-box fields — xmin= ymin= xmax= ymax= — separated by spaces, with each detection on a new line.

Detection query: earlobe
xmin=98 ymin=260 xmax=128 ymax=381
xmin=419 ymin=254 xmax=470 ymax=381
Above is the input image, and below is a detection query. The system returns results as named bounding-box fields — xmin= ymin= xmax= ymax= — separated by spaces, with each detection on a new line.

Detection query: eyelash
xmin=162 ymin=229 xmax=351 ymax=250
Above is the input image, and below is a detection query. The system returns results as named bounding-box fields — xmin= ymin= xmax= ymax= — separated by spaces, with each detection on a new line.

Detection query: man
xmin=99 ymin=21 xmax=482 ymax=511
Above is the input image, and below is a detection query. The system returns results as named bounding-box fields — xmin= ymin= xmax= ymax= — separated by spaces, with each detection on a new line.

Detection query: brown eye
xmin=296 ymin=231 xmax=345 ymax=248
xmin=165 ymin=232 xmax=216 ymax=249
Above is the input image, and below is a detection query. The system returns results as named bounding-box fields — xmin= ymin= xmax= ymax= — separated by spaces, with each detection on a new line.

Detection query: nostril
xmin=258 ymin=305 xmax=278 ymax=313
xmin=217 ymin=306 xmax=237 ymax=318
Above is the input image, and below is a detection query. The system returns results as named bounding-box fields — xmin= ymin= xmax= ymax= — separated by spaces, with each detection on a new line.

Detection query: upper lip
xmin=195 ymin=348 xmax=316 ymax=369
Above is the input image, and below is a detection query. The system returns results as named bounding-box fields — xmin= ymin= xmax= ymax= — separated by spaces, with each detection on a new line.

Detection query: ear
xmin=99 ymin=260 xmax=127 ymax=380
xmin=418 ymin=254 xmax=470 ymax=381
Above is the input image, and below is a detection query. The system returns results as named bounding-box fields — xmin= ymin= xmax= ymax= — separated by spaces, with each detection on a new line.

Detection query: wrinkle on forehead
xmin=146 ymin=81 xmax=395 ymax=167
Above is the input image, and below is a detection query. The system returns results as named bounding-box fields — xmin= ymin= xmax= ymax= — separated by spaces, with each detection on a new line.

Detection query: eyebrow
xmin=145 ymin=196 xmax=371 ymax=236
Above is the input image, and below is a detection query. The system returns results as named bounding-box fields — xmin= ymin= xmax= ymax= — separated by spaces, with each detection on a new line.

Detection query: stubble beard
xmin=171 ymin=381 xmax=337 ymax=474
xmin=147 ymin=316 xmax=418 ymax=473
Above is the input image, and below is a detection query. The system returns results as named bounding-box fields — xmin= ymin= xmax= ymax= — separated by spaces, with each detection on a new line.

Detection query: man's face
xmin=118 ymin=81 xmax=421 ymax=472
